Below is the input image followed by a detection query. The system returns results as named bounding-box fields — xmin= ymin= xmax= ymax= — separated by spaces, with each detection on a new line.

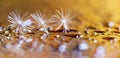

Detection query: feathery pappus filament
xmin=31 ymin=11 xmax=50 ymax=34
xmin=8 ymin=9 xmax=32 ymax=34
xmin=52 ymin=9 xmax=76 ymax=33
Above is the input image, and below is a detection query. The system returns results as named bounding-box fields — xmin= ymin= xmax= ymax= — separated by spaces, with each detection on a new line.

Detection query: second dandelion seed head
xmin=53 ymin=9 xmax=76 ymax=33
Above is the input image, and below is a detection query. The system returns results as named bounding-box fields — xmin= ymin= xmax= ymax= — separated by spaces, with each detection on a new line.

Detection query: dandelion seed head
xmin=53 ymin=9 xmax=76 ymax=32
xmin=31 ymin=11 xmax=49 ymax=34
xmin=8 ymin=10 xmax=32 ymax=34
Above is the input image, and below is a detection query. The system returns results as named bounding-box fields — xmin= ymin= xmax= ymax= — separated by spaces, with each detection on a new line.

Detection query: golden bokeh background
xmin=0 ymin=0 xmax=120 ymax=26
xmin=1 ymin=1 xmax=120 ymax=58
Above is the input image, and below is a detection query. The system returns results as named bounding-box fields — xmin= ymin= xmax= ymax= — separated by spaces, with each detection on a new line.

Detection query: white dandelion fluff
xmin=52 ymin=9 xmax=76 ymax=33
xmin=31 ymin=11 xmax=50 ymax=34
xmin=8 ymin=9 xmax=32 ymax=34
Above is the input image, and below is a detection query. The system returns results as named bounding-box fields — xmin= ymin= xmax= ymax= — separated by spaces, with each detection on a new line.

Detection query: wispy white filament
xmin=31 ymin=11 xmax=49 ymax=34
xmin=8 ymin=9 xmax=32 ymax=34
xmin=53 ymin=9 xmax=75 ymax=33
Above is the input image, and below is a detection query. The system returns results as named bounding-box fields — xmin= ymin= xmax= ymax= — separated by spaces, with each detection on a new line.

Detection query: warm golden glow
xmin=0 ymin=0 xmax=120 ymax=26
xmin=1 ymin=0 xmax=120 ymax=58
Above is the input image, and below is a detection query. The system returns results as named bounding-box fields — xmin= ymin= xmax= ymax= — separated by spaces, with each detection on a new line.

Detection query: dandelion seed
xmin=8 ymin=9 xmax=32 ymax=34
xmin=31 ymin=11 xmax=50 ymax=34
xmin=52 ymin=9 xmax=76 ymax=33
